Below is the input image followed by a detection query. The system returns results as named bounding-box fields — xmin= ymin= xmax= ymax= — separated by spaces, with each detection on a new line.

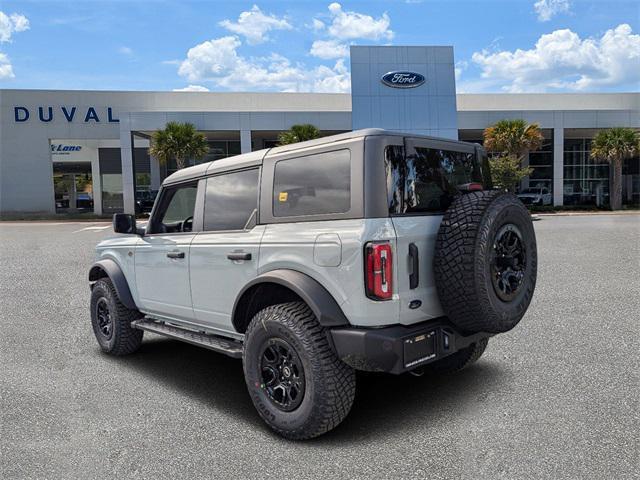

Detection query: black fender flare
xmin=232 ymin=269 xmax=349 ymax=329
xmin=88 ymin=259 xmax=137 ymax=310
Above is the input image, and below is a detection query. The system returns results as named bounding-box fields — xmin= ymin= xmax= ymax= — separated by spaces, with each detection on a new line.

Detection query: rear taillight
xmin=365 ymin=242 xmax=393 ymax=300
xmin=458 ymin=182 xmax=484 ymax=192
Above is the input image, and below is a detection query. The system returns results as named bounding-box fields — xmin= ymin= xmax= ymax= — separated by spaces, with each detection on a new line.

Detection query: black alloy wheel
xmin=95 ymin=297 xmax=114 ymax=340
xmin=260 ymin=338 xmax=306 ymax=412
xmin=90 ymin=277 xmax=143 ymax=355
xmin=490 ymin=223 xmax=527 ymax=302
xmin=242 ymin=301 xmax=356 ymax=439
xmin=433 ymin=190 xmax=537 ymax=334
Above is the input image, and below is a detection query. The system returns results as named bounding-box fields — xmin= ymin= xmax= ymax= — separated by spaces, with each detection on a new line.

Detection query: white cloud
xmin=118 ymin=46 xmax=133 ymax=55
xmin=311 ymin=58 xmax=350 ymax=93
xmin=324 ymin=3 xmax=393 ymax=41
xmin=533 ymin=0 xmax=570 ymax=22
xmin=177 ymin=35 xmax=350 ymax=93
xmin=310 ymin=39 xmax=349 ymax=59
xmin=178 ymin=36 xmax=243 ymax=82
xmin=219 ymin=5 xmax=291 ymax=45
xmin=308 ymin=4 xmax=393 ymax=60
xmin=0 ymin=11 xmax=29 ymax=43
xmin=173 ymin=85 xmax=210 ymax=92
xmin=471 ymin=24 xmax=640 ymax=92
xmin=0 ymin=52 xmax=14 ymax=79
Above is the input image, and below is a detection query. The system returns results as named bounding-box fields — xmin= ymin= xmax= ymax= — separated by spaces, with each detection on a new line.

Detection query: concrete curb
xmin=533 ymin=211 xmax=640 ymax=217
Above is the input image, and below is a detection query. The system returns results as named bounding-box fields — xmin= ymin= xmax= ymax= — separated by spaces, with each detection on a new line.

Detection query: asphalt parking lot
xmin=1 ymin=214 xmax=638 ymax=479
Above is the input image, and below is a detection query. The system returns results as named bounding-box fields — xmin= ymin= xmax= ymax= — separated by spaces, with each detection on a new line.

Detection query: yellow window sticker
xmin=278 ymin=191 xmax=288 ymax=202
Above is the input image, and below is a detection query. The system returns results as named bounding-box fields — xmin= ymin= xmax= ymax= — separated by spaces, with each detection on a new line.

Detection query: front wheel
xmin=243 ymin=302 xmax=356 ymax=440
xmin=90 ymin=278 xmax=143 ymax=355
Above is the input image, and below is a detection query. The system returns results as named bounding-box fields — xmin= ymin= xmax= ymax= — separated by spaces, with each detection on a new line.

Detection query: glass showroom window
xmin=205 ymin=140 xmax=241 ymax=162
xmin=527 ymin=133 xmax=554 ymax=198
xmin=623 ymin=156 xmax=640 ymax=206
xmin=52 ymin=163 xmax=94 ymax=214
xmin=563 ymin=138 xmax=610 ymax=206
xmin=99 ymin=149 xmax=124 ymax=213
xmin=163 ymin=140 xmax=242 ymax=177
xmin=456 ymin=132 xmax=553 ymax=200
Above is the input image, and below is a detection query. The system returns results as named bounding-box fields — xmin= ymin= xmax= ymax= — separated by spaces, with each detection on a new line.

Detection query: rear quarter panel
xmin=259 ymin=219 xmax=400 ymax=327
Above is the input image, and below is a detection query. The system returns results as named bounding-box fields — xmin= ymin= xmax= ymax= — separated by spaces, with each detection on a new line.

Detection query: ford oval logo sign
xmin=381 ymin=71 xmax=425 ymax=88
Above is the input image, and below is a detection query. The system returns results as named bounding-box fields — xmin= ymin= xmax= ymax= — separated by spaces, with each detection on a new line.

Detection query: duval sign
xmin=14 ymin=106 xmax=119 ymax=123
xmin=381 ymin=71 xmax=426 ymax=88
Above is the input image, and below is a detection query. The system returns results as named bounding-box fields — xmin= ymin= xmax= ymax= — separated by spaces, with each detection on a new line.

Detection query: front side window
xmin=151 ymin=184 xmax=198 ymax=233
xmin=385 ymin=145 xmax=483 ymax=214
xmin=273 ymin=149 xmax=351 ymax=217
xmin=203 ymin=169 xmax=259 ymax=231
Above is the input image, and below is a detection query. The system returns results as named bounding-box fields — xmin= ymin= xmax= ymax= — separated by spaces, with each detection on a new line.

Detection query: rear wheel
xmin=90 ymin=278 xmax=143 ymax=355
xmin=243 ymin=302 xmax=356 ymax=440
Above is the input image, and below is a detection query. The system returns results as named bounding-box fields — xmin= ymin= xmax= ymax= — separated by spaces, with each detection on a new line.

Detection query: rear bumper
xmin=330 ymin=318 xmax=490 ymax=374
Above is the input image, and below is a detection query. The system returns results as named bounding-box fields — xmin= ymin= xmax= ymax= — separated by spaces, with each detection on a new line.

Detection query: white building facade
xmin=1 ymin=46 xmax=638 ymax=216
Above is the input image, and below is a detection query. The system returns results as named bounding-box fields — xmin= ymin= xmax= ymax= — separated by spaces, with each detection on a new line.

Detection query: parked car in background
xmin=517 ymin=187 xmax=552 ymax=206
xmin=55 ymin=192 xmax=93 ymax=210
xmin=135 ymin=190 xmax=158 ymax=214
xmin=76 ymin=192 xmax=94 ymax=210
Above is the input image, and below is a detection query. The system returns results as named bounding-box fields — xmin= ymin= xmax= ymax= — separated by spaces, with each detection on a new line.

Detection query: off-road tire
xmin=243 ymin=301 xmax=356 ymax=440
xmin=434 ymin=190 xmax=537 ymax=334
xmin=90 ymin=278 xmax=143 ymax=355
xmin=427 ymin=338 xmax=489 ymax=374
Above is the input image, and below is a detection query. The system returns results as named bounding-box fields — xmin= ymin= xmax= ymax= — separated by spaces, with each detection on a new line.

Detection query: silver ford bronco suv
xmin=89 ymin=129 xmax=537 ymax=439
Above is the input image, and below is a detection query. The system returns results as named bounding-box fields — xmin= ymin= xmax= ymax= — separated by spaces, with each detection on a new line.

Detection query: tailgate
xmin=391 ymin=215 xmax=445 ymax=324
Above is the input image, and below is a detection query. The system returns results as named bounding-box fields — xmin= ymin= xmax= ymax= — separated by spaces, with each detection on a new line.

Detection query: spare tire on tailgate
xmin=434 ymin=190 xmax=537 ymax=334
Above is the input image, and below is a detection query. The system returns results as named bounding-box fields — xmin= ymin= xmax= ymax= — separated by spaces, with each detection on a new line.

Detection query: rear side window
xmin=273 ymin=149 xmax=351 ymax=217
xmin=203 ymin=169 xmax=259 ymax=231
xmin=385 ymin=145 xmax=483 ymax=214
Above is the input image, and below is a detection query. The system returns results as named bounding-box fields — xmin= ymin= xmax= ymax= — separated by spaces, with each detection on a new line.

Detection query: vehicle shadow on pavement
xmin=320 ymin=362 xmax=509 ymax=443
xmin=116 ymin=336 xmax=510 ymax=441
xmin=113 ymin=336 xmax=260 ymax=425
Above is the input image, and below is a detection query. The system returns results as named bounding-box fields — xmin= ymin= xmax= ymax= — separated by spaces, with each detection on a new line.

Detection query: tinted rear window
xmin=385 ymin=145 xmax=483 ymax=214
xmin=273 ymin=149 xmax=351 ymax=217
xmin=203 ymin=169 xmax=259 ymax=231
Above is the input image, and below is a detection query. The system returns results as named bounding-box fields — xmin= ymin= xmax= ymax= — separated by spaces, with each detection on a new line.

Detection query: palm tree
xmin=483 ymin=119 xmax=544 ymax=159
xmin=149 ymin=122 xmax=209 ymax=170
xmin=487 ymin=155 xmax=533 ymax=193
xmin=483 ymin=119 xmax=544 ymax=193
xmin=278 ymin=124 xmax=321 ymax=145
xmin=590 ymin=127 xmax=640 ymax=210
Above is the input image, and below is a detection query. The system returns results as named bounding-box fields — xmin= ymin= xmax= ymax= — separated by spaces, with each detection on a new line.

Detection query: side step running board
xmin=131 ymin=319 xmax=243 ymax=359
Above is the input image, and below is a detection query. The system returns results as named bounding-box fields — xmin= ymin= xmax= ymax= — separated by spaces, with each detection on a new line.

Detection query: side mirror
xmin=113 ymin=213 xmax=144 ymax=235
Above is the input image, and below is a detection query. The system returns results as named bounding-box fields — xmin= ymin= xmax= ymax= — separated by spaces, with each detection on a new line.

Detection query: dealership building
xmin=1 ymin=46 xmax=638 ymax=216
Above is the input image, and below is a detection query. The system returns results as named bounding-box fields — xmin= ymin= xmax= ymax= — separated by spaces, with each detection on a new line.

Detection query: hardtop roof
xmin=162 ymin=128 xmax=481 ymax=185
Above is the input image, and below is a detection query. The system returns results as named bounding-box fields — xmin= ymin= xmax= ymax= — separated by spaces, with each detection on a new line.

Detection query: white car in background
xmin=517 ymin=187 xmax=552 ymax=206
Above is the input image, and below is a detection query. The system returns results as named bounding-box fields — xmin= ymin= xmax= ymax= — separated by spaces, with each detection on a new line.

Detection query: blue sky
xmin=1 ymin=0 xmax=638 ymax=93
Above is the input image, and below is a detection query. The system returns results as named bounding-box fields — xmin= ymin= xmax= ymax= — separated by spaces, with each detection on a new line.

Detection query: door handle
xmin=409 ymin=243 xmax=419 ymax=289
xmin=166 ymin=251 xmax=185 ymax=259
xmin=227 ymin=252 xmax=252 ymax=261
